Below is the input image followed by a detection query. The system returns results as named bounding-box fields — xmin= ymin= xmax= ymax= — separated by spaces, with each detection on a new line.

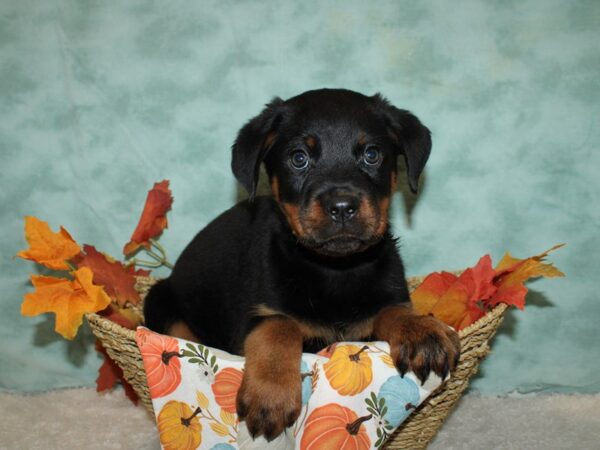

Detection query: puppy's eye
xmin=290 ymin=150 xmax=309 ymax=169
xmin=363 ymin=147 xmax=381 ymax=165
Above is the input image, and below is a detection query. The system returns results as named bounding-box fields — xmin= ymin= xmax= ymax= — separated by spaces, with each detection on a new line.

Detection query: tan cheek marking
xmin=357 ymin=197 xmax=379 ymax=232
xmin=376 ymin=196 xmax=390 ymax=236
xmin=282 ymin=202 xmax=304 ymax=237
xmin=371 ymin=172 xmax=396 ymax=235
xmin=270 ymin=177 xmax=306 ymax=237
xmin=391 ymin=171 xmax=398 ymax=193
xmin=304 ymin=199 xmax=327 ymax=230
xmin=271 ymin=176 xmax=280 ymax=202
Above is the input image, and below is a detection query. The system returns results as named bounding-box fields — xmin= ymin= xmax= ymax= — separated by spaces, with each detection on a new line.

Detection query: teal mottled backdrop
xmin=1 ymin=0 xmax=598 ymax=394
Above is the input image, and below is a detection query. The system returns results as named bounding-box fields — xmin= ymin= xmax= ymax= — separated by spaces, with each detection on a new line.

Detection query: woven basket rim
xmin=87 ymin=274 xmax=509 ymax=343
xmin=86 ymin=312 xmax=137 ymax=340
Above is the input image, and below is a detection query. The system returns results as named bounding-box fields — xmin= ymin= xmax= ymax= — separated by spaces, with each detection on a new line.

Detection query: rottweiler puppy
xmin=144 ymin=88 xmax=460 ymax=440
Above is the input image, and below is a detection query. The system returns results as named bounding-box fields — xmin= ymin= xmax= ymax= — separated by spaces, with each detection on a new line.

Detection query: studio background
xmin=1 ymin=0 xmax=598 ymax=396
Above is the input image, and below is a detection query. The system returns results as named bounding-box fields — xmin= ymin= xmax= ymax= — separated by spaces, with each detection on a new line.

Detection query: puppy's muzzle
xmin=320 ymin=191 xmax=360 ymax=224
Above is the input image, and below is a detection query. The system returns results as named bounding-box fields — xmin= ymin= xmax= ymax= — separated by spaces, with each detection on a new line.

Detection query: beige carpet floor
xmin=0 ymin=388 xmax=599 ymax=449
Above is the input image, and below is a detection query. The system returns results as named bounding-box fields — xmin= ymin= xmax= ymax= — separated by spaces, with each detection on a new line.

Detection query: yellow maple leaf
xmin=17 ymin=216 xmax=81 ymax=270
xmin=21 ymin=267 xmax=111 ymax=339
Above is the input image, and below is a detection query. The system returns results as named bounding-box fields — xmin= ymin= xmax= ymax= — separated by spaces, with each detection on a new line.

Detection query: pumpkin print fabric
xmin=136 ymin=328 xmax=444 ymax=450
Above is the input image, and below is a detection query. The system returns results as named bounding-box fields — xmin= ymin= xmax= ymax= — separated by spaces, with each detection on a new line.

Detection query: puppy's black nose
xmin=325 ymin=196 xmax=359 ymax=222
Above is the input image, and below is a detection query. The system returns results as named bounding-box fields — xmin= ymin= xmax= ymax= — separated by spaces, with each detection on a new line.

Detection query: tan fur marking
xmin=372 ymin=304 xmax=461 ymax=380
xmin=167 ymin=321 xmax=200 ymax=342
xmin=357 ymin=196 xmax=379 ymax=234
xmin=343 ymin=316 xmax=376 ymax=340
xmin=358 ymin=132 xmax=366 ymax=146
xmin=376 ymin=196 xmax=390 ymax=236
xmin=305 ymin=136 xmax=316 ymax=149
xmin=281 ymin=202 xmax=304 ymax=237
xmin=238 ymin=316 xmax=303 ymax=437
xmin=264 ymin=131 xmax=276 ymax=149
xmin=271 ymin=176 xmax=280 ymax=202
xmin=252 ymin=303 xmax=375 ymax=343
xmin=303 ymin=199 xmax=327 ymax=233
xmin=391 ymin=171 xmax=398 ymax=193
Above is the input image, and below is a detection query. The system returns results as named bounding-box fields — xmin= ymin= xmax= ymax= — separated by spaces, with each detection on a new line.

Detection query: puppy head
xmin=232 ymin=89 xmax=431 ymax=257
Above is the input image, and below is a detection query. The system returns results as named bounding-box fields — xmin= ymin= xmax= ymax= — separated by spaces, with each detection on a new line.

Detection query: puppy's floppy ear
xmin=231 ymin=97 xmax=287 ymax=200
xmin=372 ymin=94 xmax=432 ymax=193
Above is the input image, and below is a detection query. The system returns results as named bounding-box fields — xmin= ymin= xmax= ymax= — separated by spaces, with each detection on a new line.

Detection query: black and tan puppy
xmin=144 ymin=88 xmax=460 ymax=440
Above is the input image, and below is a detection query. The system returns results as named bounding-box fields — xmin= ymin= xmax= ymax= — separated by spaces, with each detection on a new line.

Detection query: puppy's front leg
xmin=373 ymin=305 xmax=461 ymax=384
xmin=236 ymin=316 xmax=303 ymax=441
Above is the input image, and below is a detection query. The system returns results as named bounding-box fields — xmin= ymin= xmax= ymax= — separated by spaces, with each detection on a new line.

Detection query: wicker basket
xmin=86 ymin=276 xmax=507 ymax=450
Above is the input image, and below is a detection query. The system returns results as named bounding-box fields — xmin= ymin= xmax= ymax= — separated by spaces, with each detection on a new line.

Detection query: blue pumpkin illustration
xmin=300 ymin=359 xmax=313 ymax=404
xmin=209 ymin=444 xmax=236 ymax=450
xmin=377 ymin=375 xmax=420 ymax=427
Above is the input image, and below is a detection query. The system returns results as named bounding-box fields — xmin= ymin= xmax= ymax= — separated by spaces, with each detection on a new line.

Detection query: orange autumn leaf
xmin=73 ymin=245 xmax=140 ymax=307
xmin=123 ymin=180 xmax=173 ymax=255
xmin=428 ymin=278 xmax=471 ymax=330
xmin=411 ymin=246 xmax=564 ymax=330
xmin=21 ymin=267 xmax=111 ymax=340
xmin=412 ymin=256 xmax=495 ymax=329
xmin=490 ymin=244 xmax=565 ymax=310
xmin=17 ymin=216 xmax=81 ymax=270
xmin=411 ymin=271 xmax=458 ymax=316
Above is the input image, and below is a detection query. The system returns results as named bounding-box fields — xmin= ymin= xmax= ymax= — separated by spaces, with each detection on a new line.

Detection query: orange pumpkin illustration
xmin=323 ymin=344 xmax=373 ymax=396
xmin=137 ymin=328 xmax=182 ymax=398
xmin=211 ymin=367 xmax=243 ymax=413
xmin=316 ymin=343 xmax=338 ymax=358
xmin=300 ymin=403 xmax=371 ymax=450
xmin=157 ymin=400 xmax=202 ymax=450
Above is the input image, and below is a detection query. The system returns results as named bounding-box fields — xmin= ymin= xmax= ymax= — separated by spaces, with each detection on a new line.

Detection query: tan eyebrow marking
xmin=305 ymin=136 xmax=316 ymax=149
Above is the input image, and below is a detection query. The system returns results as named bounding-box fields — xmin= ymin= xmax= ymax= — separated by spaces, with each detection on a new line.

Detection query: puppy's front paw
xmin=389 ymin=315 xmax=460 ymax=384
xmin=236 ymin=371 xmax=302 ymax=441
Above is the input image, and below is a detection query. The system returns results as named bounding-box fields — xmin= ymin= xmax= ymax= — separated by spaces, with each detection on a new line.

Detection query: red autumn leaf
xmin=411 ymin=246 xmax=564 ymax=330
xmin=469 ymin=255 xmax=498 ymax=302
xmin=412 ymin=256 xmax=495 ymax=329
xmin=73 ymin=245 xmax=140 ymax=307
xmin=130 ymin=267 xmax=151 ymax=277
xmin=123 ymin=180 xmax=173 ymax=256
xmin=96 ymin=340 xmax=138 ymax=405
xmin=98 ymin=304 xmax=139 ymax=329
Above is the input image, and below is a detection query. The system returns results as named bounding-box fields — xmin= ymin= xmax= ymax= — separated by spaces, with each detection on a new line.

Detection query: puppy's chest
xmin=297 ymin=316 xmax=375 ymax=343
xmin=253 ymin=303 xmax=374 ymax=344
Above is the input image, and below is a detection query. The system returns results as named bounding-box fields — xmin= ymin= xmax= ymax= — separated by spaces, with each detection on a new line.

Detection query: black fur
xmin=144 ymin=88 xmax=432 ymax=354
